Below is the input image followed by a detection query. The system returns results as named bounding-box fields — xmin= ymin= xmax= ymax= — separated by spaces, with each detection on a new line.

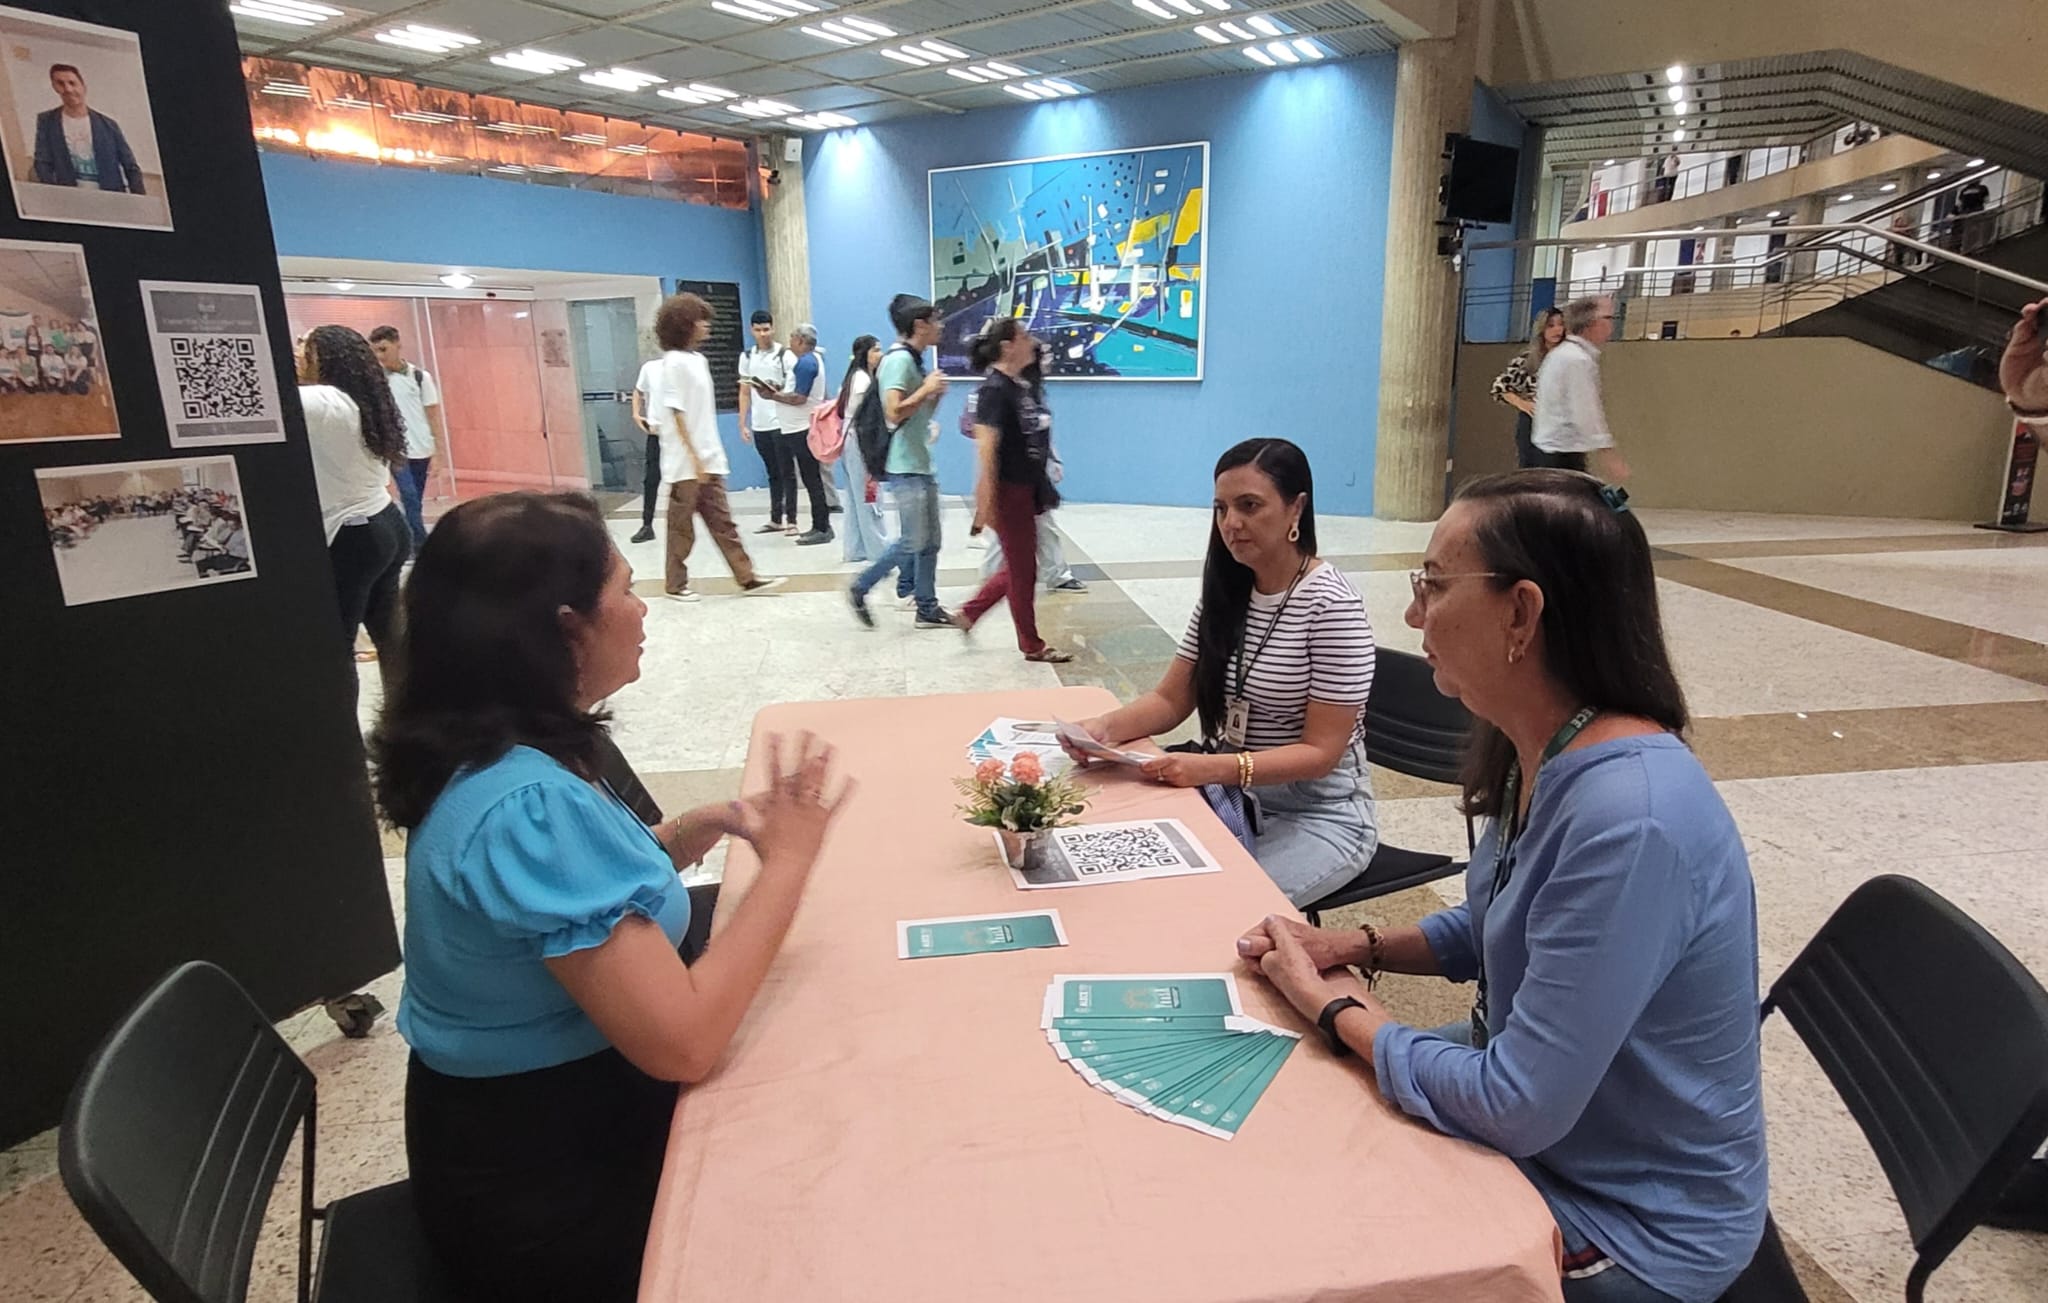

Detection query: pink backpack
xmin=807 ymin=394 xmax=844 ymax=464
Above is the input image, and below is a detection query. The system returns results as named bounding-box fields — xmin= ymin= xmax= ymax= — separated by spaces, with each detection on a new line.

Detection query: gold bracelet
xmin=1237 ymin=751 xmax=1255 ymax=789
xmin=1361 ymin=922 xmax=1384 ymax=990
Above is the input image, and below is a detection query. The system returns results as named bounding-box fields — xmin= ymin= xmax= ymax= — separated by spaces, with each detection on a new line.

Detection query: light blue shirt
xmin=397 ymin=745 xmax=689 ymax=1078
xmin=1373 ymin=735 xmax=1767 ymax=1303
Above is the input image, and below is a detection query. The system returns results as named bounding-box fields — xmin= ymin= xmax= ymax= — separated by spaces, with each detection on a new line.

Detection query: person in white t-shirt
xmin=630 ymin=354 xmax=666 ymax=544
xmin=653 ymin=294 xmax=786 ymax=602
xmin=369 ymin=325 xmax=444 ymax=550
xmin=298 ymin=325 xmax=408 ymax=693
xmin=737 ymin=310 xmax=798 ymax=534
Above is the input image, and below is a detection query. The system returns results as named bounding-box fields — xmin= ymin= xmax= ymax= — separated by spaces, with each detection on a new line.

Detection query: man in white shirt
xmin=368 ymin=325 xmax=445 ymax=549
xmin=1532 ymin=296 xmax=1630 ymax=483
xmin=737 ymin=309 xmax=798 ymax=534
xmin=656 ymin=293 xmax=785 ymax=602
xmin=629 ymin=353 xmax=666 ymax=543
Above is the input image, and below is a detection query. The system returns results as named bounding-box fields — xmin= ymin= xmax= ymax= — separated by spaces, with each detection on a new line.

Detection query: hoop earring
xmin=1287 ymin=522 xmax=1300 ymax=544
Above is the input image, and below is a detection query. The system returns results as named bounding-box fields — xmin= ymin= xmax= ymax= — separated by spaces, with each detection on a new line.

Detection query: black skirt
xmin=406 ymin=1047 xmax=677 ymax=1303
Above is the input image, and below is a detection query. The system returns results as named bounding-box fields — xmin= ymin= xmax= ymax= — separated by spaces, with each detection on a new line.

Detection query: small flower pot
xmin=997 ymin=827 xmax=1052 ymax=873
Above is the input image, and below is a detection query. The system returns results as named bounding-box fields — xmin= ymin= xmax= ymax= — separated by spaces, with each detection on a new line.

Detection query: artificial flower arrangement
xmin=956 ymin=752 xmax=1088 ymax=863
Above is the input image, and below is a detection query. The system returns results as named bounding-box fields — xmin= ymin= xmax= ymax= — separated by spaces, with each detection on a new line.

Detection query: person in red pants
xmin=953 ymin=317 xmax=1072 ymax=663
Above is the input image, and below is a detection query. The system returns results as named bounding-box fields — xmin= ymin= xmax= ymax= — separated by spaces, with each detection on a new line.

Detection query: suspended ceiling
xmin=232 ymin=0 xmax=1402 ymax=137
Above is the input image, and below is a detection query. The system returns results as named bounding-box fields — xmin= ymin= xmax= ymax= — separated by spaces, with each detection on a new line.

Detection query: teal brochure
xmin=1184 ymin=1036 xmax=1300 ymax=1139
xmin=1086 ymin=1037 xmax=1253 ymax=1096
xmin=1052 ymin=975 xmax=1241 ymax=1021
xmin=1147 ymin=1035 xmax=1280 ymax=1122
xmin=1048 ymin=1027 xmax=1242 ymax=1061
xmin=1067 ymin=1035 xmax=1241 ymax=1089
xmin=1113 ymin=1036 xmax=1272 ymax=1114
xmin=897 ymin=910 xmax=1066 ymax=959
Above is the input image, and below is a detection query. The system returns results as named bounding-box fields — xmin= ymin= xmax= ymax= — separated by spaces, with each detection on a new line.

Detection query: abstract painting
xmin=929 ymin=141 xmax=1208 ymax=381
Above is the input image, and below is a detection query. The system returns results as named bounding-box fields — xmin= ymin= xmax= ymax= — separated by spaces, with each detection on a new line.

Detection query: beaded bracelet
xmin=1361 ymin=922 xmax=1384 ymax=990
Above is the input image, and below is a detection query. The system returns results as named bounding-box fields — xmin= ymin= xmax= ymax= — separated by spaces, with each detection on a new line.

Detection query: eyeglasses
xmin=1408 ymin=570 xmax=1501 ymax=604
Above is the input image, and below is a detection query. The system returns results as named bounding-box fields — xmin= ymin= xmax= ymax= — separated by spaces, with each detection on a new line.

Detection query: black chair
xmin=60 ymin=961 xmax=458 ymax=1303
xmin=596 ymin=729 xmax=718 ymax=964
xmin=1720 ymin=875 xmax=2048 ymax=1303
xmin=1303 ymin=646 xmax=1475 ymax=925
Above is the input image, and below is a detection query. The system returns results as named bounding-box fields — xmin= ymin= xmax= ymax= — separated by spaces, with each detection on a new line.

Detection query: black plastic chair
xmin=60 ymin=961 xmax=457 ymax=1303
xmin=1303 ymin=646 xmax=1475 ymax=925
xmin=1720 ymin=875 xmax=2048 ymax=1303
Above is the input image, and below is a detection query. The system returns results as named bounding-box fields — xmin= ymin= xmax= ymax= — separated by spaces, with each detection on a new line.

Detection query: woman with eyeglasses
xmin=1062 ymin=438 xmax=1377 ymax=906
xmin=1237 ymin=470 xmax=1766 ymax=1303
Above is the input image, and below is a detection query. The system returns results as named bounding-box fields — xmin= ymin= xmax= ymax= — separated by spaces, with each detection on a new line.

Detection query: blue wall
xmin=1461 ymin=82 xmax=1531 ymax=344
xmin=259 ymin=152 xmax=770 ymax=485
xmin=802 ymin=57 xmax=1397 ymax=515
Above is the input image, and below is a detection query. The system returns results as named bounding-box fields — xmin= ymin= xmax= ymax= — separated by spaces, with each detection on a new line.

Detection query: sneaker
xmin=796 ymin=528 xmax=835 ymax=546
xmin=665 ymin=587 xmax=700 ymax=603
xmin=754 ymin=522 xmax=783 ymax=534
xmin=848 ymin=588 xmax=875 ymax=629
xmin=741 ymin=576 xmax=788 ymax=596
xmin=783 ymin=523 xmax=800 ymax=536
xmin=897 ymin=593 xmax=917 ymax=609
xmin=1050 ymin=577 xmax=1088 ymax=592
xmin=915 ymin=606 xmax=958 ymax=630
xmin=629 ymin=525 xmax=655 ymax=544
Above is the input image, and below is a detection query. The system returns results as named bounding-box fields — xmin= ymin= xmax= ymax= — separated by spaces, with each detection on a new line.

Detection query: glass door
xmin=567 ymin=297 xmax=644 ymax=498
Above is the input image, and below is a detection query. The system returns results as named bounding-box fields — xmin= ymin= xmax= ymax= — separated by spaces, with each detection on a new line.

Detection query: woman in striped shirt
xmin=1492 ymin=308 xmax=1565 ymax=468
xmin=1063 ymin=438 xmax=1378 ymax=906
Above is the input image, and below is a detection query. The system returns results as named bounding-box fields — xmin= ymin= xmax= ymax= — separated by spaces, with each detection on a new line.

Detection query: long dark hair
xmin=968 ymin=317 xmax=1026 ymax=373
xmin=1193 ymin=438 xmax=1317 ymax=740
xmin=836 ymin=332 xmax=878 ymax=418
xmin=304 ymin=324 xmax=405 ymax=465
xmin=371 ymin=492 xmax=617 ymax=829
xmin=1453 ymin=470 xmax=1689 ymax=818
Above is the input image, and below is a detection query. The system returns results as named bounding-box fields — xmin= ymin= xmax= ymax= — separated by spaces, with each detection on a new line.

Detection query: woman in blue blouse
xmin=1239 ymin=471 xmax=1767 ymax=1303
xmin=371 ymin=492 xmax=853 ymax=1302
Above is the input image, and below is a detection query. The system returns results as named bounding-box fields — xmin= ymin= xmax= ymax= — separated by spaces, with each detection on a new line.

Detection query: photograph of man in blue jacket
xmin=31 ymin=64 xmax=144 ymax=194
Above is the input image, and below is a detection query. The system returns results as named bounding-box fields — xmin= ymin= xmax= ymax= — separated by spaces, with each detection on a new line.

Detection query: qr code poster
xmin=138 ymin=280 xmax=285 ymax=447
xmin=1004 ymin=818 xmax=1220 ymax=891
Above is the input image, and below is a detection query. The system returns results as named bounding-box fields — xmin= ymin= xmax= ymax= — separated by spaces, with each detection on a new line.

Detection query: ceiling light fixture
xmin=732 ymin=98 xmax=799 ymax=118
xmin=1004 ymin=84 xmax=1043 ymax=100
xmin=1838 ymin=193 xmax=1855 ymax=202
xmin=1925 ymin=170 xmax=1943 ymax=181
xmin=562 ymin=132 xmax=608 ymax=146
xmin=1245 ymin=45 xmax=1275 ymax=67
xmin=1133 ymin=0 xmax=1173 ymax=17
xmin=373 ymin=23 xmax=479 ymax=55
xmin=1671 ymin=128 xmax=1686 ymax=142
xmin=1604 ymin=158 xmax=1617 ymax=166
xmin=489 ymin=49 xmax=585 ymax=76
xmin=984 ymin=62 xmax=1028 ymax=78
xmin=801 ymin=23 xmax=853 ymax=45
xmin=736 ymin=0 xmax=818 ymax=15
xmin=230 ymin=0 xmax=342 ymax=26
xmin=260 ymin=79 xmax=314 ymax=98
xmin=1765 ymin=209 xmax=1782 ymax=218
xmin=786 ymin=111 xmax=856 ymax=130
xmin=579 ymin=67 xmax=665 ymax=92
xmin=947 ymin=67 xmax=987 ymax=83
xmin=843 ymin=16 xmax=895 ymax=38
xmin=1218 ymin=21 xmax=1253 ymax=40
xmin=439 ymin=272 xmax=475 ymax=289
xmin=659 ymin=83 xmax=740 ymax=105
xmin=1665 ymin=64 xmax=1685 ymax=83
xmin=1666 ymin=85 xmax=1685 ymax=102
xmin=1247 ymin=13 xmax=1284 ymax=36
xmin=1967 ymin=158 xmax=1987 ymax=167
xmin=923 ymin=40 xmax=970 ymax=59
xmin=1673 ymin=100 xmax=1691 ymax=115
xmin=329 ymin=278 xmax=355 ymax=290
xmin=1880 ymin=182 xmax=1898 ymax=193
xmin=1194 ymin=24 xmax=1227 ymax=43
xmin=881 ymin=47 xmax=931 ymax=65
xmin=1201 ymin=0 xmax=1231 ymax=7
xmin=1266 ymin=41 xmax=1299 ymax=64
xmin=1292 ymin=39 xmax=1324 ymax=59
xmin=1167 ymin=0 xmax=1203 ymax=12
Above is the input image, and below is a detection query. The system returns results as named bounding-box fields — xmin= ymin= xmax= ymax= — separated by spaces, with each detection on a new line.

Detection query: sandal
xmin=1026 ymin=647 xmax=1074 ymax=664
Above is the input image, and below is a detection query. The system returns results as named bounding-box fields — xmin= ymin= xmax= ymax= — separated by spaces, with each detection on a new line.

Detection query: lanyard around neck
xmin=1231 ymin=556 xmax=1311 ymax=701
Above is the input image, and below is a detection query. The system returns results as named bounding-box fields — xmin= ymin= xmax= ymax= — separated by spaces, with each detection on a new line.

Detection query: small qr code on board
xmin=1058 ymin=826 xmax=1185 ymax=876
xmin=169 ymin=335 xmax=264 ymax=420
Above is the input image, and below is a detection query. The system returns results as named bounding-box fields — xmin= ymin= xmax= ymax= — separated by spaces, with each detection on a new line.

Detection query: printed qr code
xmin=1059 ymin=826 xmax=1185 ymax=876
xmin=169 ymin=335 xmax=264 ymax=420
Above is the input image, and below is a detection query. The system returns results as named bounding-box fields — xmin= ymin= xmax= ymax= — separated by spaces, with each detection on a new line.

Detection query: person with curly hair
xmin=298 ymin=323 xmax=408 ymax=677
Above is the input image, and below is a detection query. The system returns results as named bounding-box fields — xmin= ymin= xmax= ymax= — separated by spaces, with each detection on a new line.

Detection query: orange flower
xmin=975 ymin=758 xmax=1006 ymax=785
xmin=1010 ymin=751 xmax=1044 ymax=785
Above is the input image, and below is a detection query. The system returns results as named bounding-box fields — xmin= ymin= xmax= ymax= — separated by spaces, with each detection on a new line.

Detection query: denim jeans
xmin=837 ymin=433 xmax=889 ymax=564
xmin=851 ymin=473 xmax=939 ymax=614
xmin=395 ymin=456 xmax=431 ymax=548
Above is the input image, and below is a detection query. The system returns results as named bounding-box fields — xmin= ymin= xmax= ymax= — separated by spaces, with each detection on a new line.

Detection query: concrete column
xmin=1787 ymin=192 xmax=1828 ymax=281
xmin=760 ymin=135 xmax=812 ymax=328
xmin=1371 ymin=0 xmax=1480 ymax=522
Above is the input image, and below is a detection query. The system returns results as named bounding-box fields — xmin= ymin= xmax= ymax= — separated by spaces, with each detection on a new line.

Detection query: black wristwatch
xmin=1317 ymin=996 xmax=1365 ymax=1056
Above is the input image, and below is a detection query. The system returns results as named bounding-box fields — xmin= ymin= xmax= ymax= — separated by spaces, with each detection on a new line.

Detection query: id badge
xmin=1223 ymin=696 xmax=1251 ymax=749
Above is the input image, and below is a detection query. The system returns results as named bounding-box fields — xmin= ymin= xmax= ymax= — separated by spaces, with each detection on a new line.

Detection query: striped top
xmin=1175 ymin=562 xmax=1376 ymax=749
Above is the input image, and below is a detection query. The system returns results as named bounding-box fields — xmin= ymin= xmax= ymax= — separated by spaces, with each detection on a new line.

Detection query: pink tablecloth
xmin=641 ymin=687 xmax=1562 ymax=1302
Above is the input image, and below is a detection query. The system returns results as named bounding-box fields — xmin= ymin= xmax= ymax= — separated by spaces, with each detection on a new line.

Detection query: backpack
xmin=807 ymin=395 xmax=844 ymax=464
xmin=855 ymin=343 xmax=917 ymax=473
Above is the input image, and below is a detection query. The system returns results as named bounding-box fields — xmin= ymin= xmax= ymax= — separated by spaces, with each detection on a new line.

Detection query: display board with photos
xmin=0 ymin=0 xmax=399 ymax=1149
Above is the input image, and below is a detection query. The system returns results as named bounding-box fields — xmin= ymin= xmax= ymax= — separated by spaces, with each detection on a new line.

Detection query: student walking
xmin=848 ymin=294 xmax=950 ymax=628
xmin=835 ymin=334 xmax=889 ymax=565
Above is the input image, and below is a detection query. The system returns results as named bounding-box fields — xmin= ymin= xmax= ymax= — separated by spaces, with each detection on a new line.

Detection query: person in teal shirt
xmin=849 ymin=293 xmax=953 ymax=627
xmin=374 ymin=491 xmax=854 ymax=1303
xmin=1240 ymin=471 xmax=1767 ymax=1303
